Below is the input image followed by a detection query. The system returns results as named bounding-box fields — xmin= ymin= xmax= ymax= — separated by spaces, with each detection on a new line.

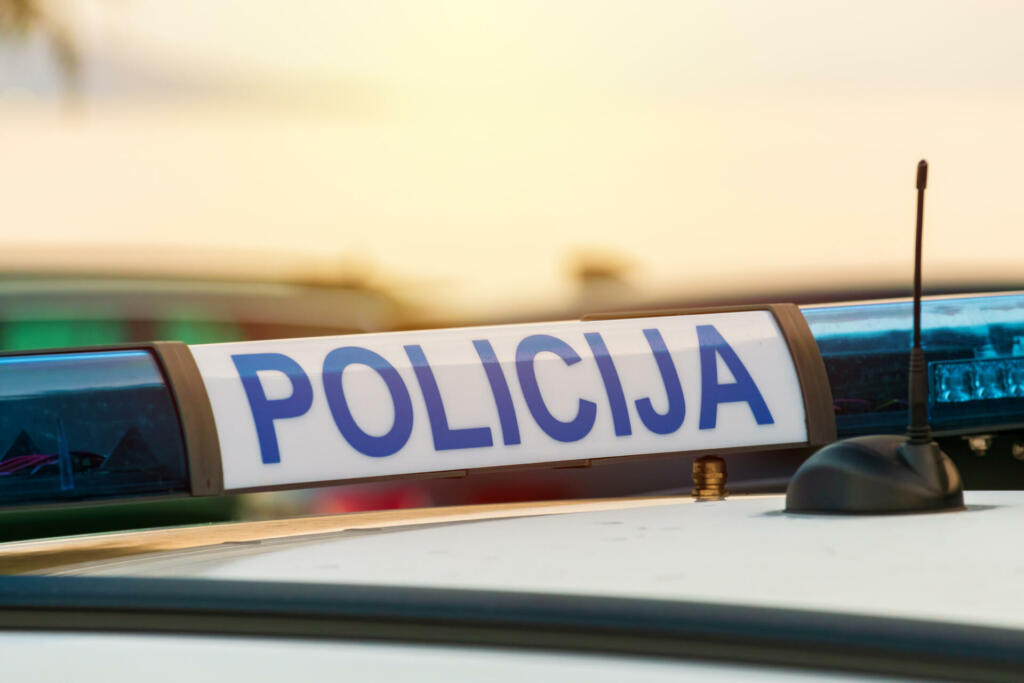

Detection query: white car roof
xmin=48 ymin=490 xmax=1024 ymax=630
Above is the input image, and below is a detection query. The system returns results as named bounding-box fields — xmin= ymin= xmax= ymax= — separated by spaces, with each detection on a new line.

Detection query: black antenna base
xmin=785 ymin=435 xmax=963 ymax=514
xmin=786 ymin=158 xmax=965 ymax=514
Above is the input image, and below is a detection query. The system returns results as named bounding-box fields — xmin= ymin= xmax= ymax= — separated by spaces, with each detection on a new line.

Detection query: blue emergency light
xmin=0 ymin=293 xmax=1023 ymax=509
xmin=804 ymin=292 xmax=1024 ymax=437
xmin=0 ymin=343 xmax=218 ymax=508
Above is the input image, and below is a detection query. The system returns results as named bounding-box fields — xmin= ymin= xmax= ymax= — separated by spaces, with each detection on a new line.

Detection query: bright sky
xmin=2 ymin=1 xmax=1024 ymax=317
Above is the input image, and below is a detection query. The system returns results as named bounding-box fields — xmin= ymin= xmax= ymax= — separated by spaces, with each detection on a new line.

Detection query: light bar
xmin=802 ymin=292 xmax=1024 ymax=436
xmin=14 ymin=292 xmax=1024 ymax=509
xmin=0 ymin=304 xmax=835 ymax=506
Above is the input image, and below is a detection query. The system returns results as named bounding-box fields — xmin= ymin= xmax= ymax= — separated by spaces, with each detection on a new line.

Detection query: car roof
xmin=14 ymin=490 xmax=1024 ymax=631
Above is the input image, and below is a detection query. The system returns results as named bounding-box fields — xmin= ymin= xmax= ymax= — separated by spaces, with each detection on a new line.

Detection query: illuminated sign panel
xmin=191 ymin=311 xmax=810 ymax=491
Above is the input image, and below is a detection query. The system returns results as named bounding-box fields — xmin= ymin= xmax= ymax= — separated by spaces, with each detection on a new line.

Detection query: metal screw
xmin=964 ymin=435 xmax=994 ymax=457
xmin=693 ymin=455 xmax=728 ymax=501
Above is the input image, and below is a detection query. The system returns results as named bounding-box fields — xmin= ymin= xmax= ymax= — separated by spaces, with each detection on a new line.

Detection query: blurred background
xmin=2 ymin=0 xmax=1024 ymax=537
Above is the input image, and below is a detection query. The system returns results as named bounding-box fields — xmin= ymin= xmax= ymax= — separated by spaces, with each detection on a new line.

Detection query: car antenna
xmin=785 ymin=160 xmax=965 ymax=513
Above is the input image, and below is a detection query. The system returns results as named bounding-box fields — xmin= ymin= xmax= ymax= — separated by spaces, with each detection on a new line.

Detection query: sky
xmin=2 ymin=1 xmax=1024 ymax=317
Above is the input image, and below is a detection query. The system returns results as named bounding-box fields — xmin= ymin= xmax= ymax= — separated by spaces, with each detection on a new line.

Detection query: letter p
xmin=232 ymin=353 xmax=314 ymax=464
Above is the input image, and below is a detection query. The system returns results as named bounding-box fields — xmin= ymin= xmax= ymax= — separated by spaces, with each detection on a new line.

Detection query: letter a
xmin=697 ymin=325 xmax=773 ymax=430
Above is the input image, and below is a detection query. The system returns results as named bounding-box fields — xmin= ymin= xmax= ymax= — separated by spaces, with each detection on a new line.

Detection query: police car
xmin=1 ymin=169 xmax=1023 ymax=680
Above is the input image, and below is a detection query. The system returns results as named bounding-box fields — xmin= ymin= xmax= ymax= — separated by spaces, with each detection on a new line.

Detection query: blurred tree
xmin=0 ymin=0 xmax=79 ymax=94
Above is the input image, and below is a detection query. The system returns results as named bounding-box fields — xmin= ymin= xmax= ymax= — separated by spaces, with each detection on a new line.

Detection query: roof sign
xmin=192 ymin=306 xmax=824 ymax=492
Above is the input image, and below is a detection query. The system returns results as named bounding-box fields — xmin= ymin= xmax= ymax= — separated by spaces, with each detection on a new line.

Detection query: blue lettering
xmin=231 ymin=353 xmax=313 ymax=464
xmin=516 ymin=334 xmax=597 ymax=442
xmin=697 ymin=324 xmax=774 ymax=429
xmin=635 ymin=329 xmax=686 ymax=435
xmin=322 ymin=346 xmax=413 ymax=457
xmin=584 ymin=332 xmax=631 ymax=436
xmin=473 ymin=339 xmax=521 ymax=445
xmin=405 ymin=344 xmax=493 ymax=450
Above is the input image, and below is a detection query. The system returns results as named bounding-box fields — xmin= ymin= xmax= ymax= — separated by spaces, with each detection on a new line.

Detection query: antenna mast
xmin=908 ymin=160 xmax=930 ymax=444
xmin=785 ymin=158 xmax=964 ymax=514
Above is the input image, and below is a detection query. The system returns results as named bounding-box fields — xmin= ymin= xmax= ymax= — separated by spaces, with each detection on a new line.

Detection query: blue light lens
xmin=0 ymin=350 xmax=189 ymax=506
xmin=803 ymin=293 xmax=1024 ymax=436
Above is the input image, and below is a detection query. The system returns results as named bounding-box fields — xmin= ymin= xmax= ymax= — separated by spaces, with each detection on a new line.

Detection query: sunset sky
xmin=2 ymin=1 xmax=1024 ymax=317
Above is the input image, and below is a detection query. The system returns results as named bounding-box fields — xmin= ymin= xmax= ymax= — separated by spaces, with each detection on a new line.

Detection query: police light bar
xmin=0 ymin=304 xmax=833 ymax=507
xmin=7 ymin=293 xmax=1024 ymax=509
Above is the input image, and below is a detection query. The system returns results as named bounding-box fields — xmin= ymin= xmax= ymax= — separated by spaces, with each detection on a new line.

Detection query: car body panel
xmin=13 ymin=491 xmax=1024 ymax=632
xmin=0 ymin=631 xmax=877 ymax=682
xmin=0 ymin=495 xmax=685 ymax=573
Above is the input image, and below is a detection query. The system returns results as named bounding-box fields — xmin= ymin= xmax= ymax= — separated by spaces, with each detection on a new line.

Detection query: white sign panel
xmin=189 ymin=311 xmax=808 ymax=491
